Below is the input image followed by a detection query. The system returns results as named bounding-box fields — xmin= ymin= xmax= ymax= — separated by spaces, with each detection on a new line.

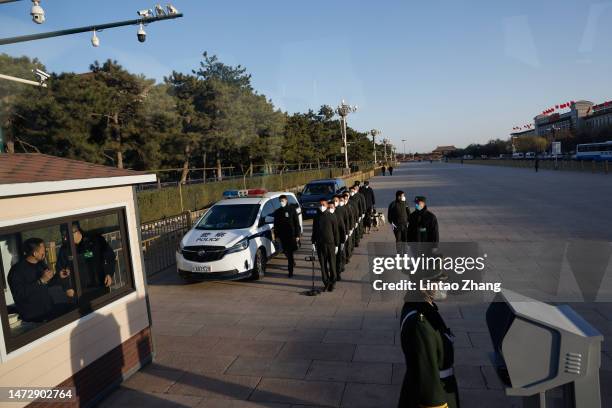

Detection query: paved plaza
xmin=101 ymin=162 xmax=612 ymax=407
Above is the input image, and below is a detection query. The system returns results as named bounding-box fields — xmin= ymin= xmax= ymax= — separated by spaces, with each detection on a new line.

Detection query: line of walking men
xmin=310 ymin=180 xmax=376 ymax=292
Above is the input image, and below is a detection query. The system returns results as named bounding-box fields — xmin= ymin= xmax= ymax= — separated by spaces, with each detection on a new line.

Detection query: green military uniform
xmin=398 ymin=302 xmax=460 ymax=408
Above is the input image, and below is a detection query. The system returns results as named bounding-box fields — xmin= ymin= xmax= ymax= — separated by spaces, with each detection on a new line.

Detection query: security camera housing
xmin=30 ymin=3 xmax=45 ymax=24
xmin=137 ymin=26 xmax=147 ymax=43
xmin=33 ymin=68 xmax=50 ymax=83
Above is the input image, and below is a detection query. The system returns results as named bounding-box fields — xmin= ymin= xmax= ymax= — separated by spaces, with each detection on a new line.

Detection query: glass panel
xmin=1 ymin=223 xmax=76 ymax=337
xmin=195 ymin=204 xmax=260 ymax=230
xmin=66 ymin=213 xmax=128 ymax=301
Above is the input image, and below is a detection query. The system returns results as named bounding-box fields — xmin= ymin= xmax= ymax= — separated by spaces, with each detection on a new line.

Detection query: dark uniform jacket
xmin=273 ymin=205 xmax=301 ymax=252
xmin=388 ymin=200 xmax=410 ymax=226
xmin=312 ymin=211 xmax=339 ymax=247
xmin=361 ymin=186 xmax=376 ymax=209
xmin=332 ymin=208 xmax=347 ymax=243
xmin=399 ymin=302 xmax=459 ymax=408
xmin=7 ymin=260 xmax=67 ymax=322
xmin=342 ymin=203 xmax=355 ymax=233
xmin=57 ymin=234 xmax=115 ymax=289
xmin=407 ymin=206 xmax=439 ymax=243
xmin=347 ymin=198 xmax=359 ymax=228
xmin=355 ymin=192 xmax=366 ymax=216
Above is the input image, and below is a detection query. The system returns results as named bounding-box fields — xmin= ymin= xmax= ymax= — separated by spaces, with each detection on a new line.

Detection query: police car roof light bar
xmin=247 ymin=188 xmax=267 ymax=196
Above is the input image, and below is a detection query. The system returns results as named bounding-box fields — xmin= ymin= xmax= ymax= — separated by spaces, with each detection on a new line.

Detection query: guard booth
xmin=486 ymin=290 xmax=603 ymax=408
xmin=0 ymin=154 xmax=156 ymax=407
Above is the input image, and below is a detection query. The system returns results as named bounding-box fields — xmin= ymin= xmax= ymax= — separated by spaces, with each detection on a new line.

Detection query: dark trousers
xmin=317 ymin=244 xmax=336 ymax=286
xmin=285 ymin=250 xmax=295 ymax=274
xmin=394 ymin=224 xmax=409 ymax=254
xmin=336 ymin=242 xmax=345 ymax=276
xmin=364 ymin=208 xmax=373 ymax=229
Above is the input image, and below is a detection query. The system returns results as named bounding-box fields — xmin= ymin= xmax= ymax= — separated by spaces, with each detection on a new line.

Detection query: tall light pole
xmin=383 ymin=138 xmax=389 ymax=163
xmin=336 ymin=99 xmax=357 ymax=171
xmin=401 ymin=139 xmax=406 ymax=161
xmin=370 ymin=129 xmax=380 ymax=165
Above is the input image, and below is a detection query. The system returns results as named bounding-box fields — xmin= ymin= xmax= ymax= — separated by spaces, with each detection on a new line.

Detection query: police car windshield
xmin=303 ymin=183 xmax=334 ymax=196
xmin=195 ymin=204 xmax=260 ymax=230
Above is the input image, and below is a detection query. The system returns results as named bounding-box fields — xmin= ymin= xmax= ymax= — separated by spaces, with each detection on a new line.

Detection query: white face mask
xmin=280 ymin=201 xmax=287 ymax=207
xmin=319 ymin=206 xmax=326 ymax=212
xmin=329 ymin=208 xmax=335 ymax=214
xmin=339 ymin=201 xmax=345 ymax=206
xmin=400 ymin=196 xmax=406 ymax=202
xmin=350 ymin=191 xmax=355 ymax=196
xmin=333 ymin=201 xmax=340 ymax=207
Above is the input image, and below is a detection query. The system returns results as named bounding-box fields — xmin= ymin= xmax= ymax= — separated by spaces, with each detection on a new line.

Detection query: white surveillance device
xmin=137 ymin=23 xmax=147 ymax=43
xmin=91 ymin=30 xmax=100 ymax=47
xmin=137 ymin=9 xmax=153 ymax=18
xmin=154 ymin=4 xmax=166 ymax=16
xmin=30 ymin=0 xmax=45 ymax=24
xmin=166 ymin=4 xmax=179 ymax=15
xmin=33 ymin=68 xmax=50 ymax=83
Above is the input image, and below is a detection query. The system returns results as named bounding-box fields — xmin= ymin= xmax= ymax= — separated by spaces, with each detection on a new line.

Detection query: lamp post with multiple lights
xmin=370 ymin=129 xmax=380 ymax=165
xmin=336 ymin=100 xmax=357 ymax=171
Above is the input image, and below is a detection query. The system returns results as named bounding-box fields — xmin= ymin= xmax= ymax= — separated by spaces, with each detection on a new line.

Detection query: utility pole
xmin=336 ymin=100 xmax=357 ymax=172
xmin=383 ymin=139 xmax=389 ymax=163
xmin=401 ymin=139 xmax=406 ymax=161
xmin=370 ymin=129 xmax=380 ymax=165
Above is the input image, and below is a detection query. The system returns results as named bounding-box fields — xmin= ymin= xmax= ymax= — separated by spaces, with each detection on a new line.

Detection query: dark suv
xmin=298 ymin=178 xmax=346 ymax=218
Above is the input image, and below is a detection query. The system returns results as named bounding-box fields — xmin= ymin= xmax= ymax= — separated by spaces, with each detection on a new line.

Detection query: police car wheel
xmin=252 ymin=248 xmax=266 ymax=280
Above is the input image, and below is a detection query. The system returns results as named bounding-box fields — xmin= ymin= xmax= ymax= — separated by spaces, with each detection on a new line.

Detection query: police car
xmin=176 ymin=189 xmax=302 ymax=281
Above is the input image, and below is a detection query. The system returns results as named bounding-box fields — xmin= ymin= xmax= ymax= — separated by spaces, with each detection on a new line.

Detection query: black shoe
xmin=336 ymin=275 xmax=342 ymax=281
xmin=288 ymin=271 xmax=294 ymax=278
xmin=328 ymin=284 xmax=335 ymax=292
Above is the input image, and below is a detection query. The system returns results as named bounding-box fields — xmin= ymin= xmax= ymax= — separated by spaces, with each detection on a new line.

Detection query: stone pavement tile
xmin=182 ymin=312 xmax=245 ymax=326
xmin=255 ymin=328 xmax=327 ymax=342
xmin=154 ymin=322 xmax=207 ymax=336
xmin=225 ymin=356 xmax=311 ymax=379
xmin=211 ymin=338 xmax=286 ymax=359
xmin=155 ymin=351 xmax=238 ymax=374
xmin=391 ymin=364 xmax=405 ymax=385
xmin=237 ymin=314 xmax=301 ymax=329
xmin=458 ymin=304 xmax=489 ymax=320
xmin=362 ymin=316 xmax=398 ymax=331
xmin=198 ymin=399 xmax=289 ymax=408
xmin=454 ymin=348 xmax=494 ymax=366
xmin=168 ymin=372 xmax=261 ymax=399
xmin=452 ymin=331 xmax=472 ymax=348
xmin=444 ymin=318 xmax=489 ymax=333
xmin=353 ymin=345 xmax=404 ymax=364
xmin=459 ymin=389 xmax=522 ymax=408
xmin=296 ymin=316 xmax=364 ymax=330
xmin=454 ymin=365 xmax=486 ymax=390
xmin=122 ymin=367 xmax=184 ymax=393
xmin=306 ymin=360 xmax=392 ymax=384
xmin=155 ymin=334 xmax=221 ymax=353
xmin=197 ymin=326 xmax=264 ymax=340
xmin=322 ymin=329 xmax=395 ymax=345
xmin=278 ymin=341 xmax=356 ymax=361
xmin=468 ymin=332 xmax=494 ymax=350
xmin=340 ymin=383 xmax=401 ymax=408
xmin=249 ymin=378 xmax=345 ymax=406
xmin=99 ymin=388 xmax=203 ymax=408
xmin=480 ymin=365 xmax=505 ymax=390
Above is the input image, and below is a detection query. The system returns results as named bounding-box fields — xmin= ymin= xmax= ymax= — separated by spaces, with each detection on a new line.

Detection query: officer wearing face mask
xmin=347 ymin=188 xmax=360 ymax=250
xmin=273 ymin=195 xmax=301 ymax=277
xmin=330 ymin=197 xmax=347 ymax=280
xmin=388 ymin=190 xmax=410 ymax=248
xmin=311 ymin=198 xmax=339 ymax=291
xmin=341 ymin=191 xmax=355 ymax=262
xmin=407 ymin=196 xmax=439 ymax=243
xmin=351 ymin=185 xmax=365 ymax=247
xmin=361 ymin=180 xmax=376 ymax=234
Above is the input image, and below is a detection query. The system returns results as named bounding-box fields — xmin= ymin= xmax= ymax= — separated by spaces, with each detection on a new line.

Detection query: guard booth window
xmin=0 ymin=208 xmax=135 ymax=353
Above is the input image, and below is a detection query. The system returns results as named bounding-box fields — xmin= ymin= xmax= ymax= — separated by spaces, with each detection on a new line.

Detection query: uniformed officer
xmin=407 ymin=196 xmax=439 ymax=243
xmin=361 ymin=180 xmax=376 ymax=233
xmin=273 ymin=194 xmax=301 ymax=277
xmin=350 ymin=185 xmax=365 ymax=247
xmin=330 ymin=196 xmax=347 ymax=280
xmin=388 ymin=190 xmax=410 ymax=251
xmin=311 ymin=198 xmax=339 ymax=292
xmin=341 ymin=192 xmax=355 ymax=263
xmin=354 ymin=182 xmax=367 ymax=241
xmin=346 ymin=188 xmax=360 ymax=250
xmin=398 ymin=287 xmax=460 ymax=408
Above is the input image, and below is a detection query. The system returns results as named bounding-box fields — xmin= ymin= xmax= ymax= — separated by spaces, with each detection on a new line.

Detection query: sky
xmin=1 ymin=0 xmax=612 ymax=152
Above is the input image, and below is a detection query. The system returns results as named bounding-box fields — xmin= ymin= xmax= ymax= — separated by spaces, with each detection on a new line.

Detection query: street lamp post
xmin=336 ymin=100 xmax=357 ymax=171
xmin=401 ymin=139 xmax=406 ymax=161
xmin=383 ymin=139 xmax=389 ymax=163
xmin=370 ymin=129 xmax=380 ymax=165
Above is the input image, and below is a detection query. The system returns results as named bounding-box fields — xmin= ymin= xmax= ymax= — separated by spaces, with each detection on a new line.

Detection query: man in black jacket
xmin=407 ymin=196 xmax=439 ymax=243
xmin=341 ymin=191 xmax=355 ymax=262
xmin=273 ymin=195 xmax=302 ymax=277
xmin=361 ymin=180 xmax=376 ymax=233
xmin=388 ymin=190 xmax=410 ymax=251
xmin=330 ymin=197 xmax=347 ymax=280
xmin=8 ymin=238 xmax=72 ymax=323
xmin=312 ymin=198 xmax=339 ymax=291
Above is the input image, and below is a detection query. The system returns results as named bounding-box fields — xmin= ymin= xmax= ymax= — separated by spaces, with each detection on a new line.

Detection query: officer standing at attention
xmin=388 ymin=190 xmax=410 ymax=250
xmin=273 ymin=194 xmax=301 ymax=277
xmin=382 ymin=165 xmax=386 ymax=176
xmin=351 ymin=184 xmax=366 ymax=246
xmin=348 ymin=186 xmax=362 ymax=248
xmin=407 ymin=196 xmax=439 ymax=243
xmin=312 ymin=198 xmax=339 ymax=292
xmin=398 ymin=286 xmax=460 ymax=408
xmin=330 ymin=197 xmax=347 ymax=280
xmin=361 ymin=180 xmax=376 ymax=234
xmin=341 ymin=191 xmax=355 ymax=263
xmin=389 ymin=165 xmax=394 ymax=175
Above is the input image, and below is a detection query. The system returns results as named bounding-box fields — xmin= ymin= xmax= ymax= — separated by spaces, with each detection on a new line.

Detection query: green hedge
xmin=137 ymin=168 xmax=347 ymax=223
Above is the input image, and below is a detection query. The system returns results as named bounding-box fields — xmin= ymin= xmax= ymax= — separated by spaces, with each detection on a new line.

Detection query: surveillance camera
xmin=166 ymin=4 xmax=179 ymax=15
xmin=91 ymin=30 xmax=100 ymax=47
xmin=33 ymin=68 xmax=50 ymax=83
xmin=154 ymin=4 xmax=166 ymax=16
xmin=137 ymin=9 xmax=153 ymax=18
xmin=30 ymin=0 xmax=45 ymax=24
xmin=137 ymin=24 xmax=147 ymax=43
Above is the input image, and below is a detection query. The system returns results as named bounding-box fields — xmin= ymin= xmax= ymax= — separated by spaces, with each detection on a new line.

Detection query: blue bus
xmin=575 ymin=141 xmax=612 ymax=161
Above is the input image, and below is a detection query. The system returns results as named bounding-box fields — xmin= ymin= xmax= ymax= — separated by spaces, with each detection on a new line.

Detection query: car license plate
xmin=192 ymin=265 xmax=211 ymax=273
xmin=306 ymin=209 xmax=316 ymax=215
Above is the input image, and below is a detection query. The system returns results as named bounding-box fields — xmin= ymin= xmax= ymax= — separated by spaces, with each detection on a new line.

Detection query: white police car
xmin=176 ymin=189 xmax=302 ymax=281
